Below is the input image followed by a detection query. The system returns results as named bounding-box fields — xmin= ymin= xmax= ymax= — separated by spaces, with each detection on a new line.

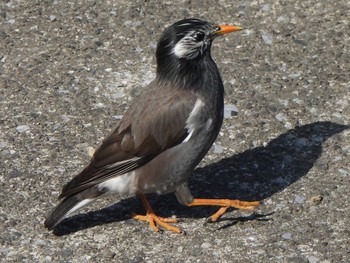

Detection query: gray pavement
xmin=1 ymin=0 xmax=349 ymax=262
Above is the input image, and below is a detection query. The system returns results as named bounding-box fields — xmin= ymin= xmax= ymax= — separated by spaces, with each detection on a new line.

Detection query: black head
xmin=155 ymin=19 xmax=242 ymax=82
xmin=157 ymin=19 xmax=218 ymax=61
xmin=156 ymin=19 xmax=242 ymax=60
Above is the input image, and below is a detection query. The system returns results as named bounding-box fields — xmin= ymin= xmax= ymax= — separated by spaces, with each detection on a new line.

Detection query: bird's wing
xmin=59 ymin=85 xmax=198 ymax=198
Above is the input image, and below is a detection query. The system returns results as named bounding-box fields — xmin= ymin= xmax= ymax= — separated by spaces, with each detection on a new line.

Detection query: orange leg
xmin=187 ymin=198 xmax=260 ymax=222
xmin=131 ymin=194 xmax=182 ymax=234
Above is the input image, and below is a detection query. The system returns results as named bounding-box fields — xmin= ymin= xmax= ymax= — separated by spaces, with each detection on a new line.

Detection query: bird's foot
xmin=133 ymin=194 xmax=182 ymax=233
xmin=188 ymin=198 xmax=260 ymax=222
xmin=131 ymin=212 xmax=182 ymax=233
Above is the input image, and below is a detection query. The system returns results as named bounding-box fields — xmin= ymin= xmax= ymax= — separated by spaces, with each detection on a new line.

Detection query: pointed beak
xmin=211 ymin=24 xmax=243 ymax=38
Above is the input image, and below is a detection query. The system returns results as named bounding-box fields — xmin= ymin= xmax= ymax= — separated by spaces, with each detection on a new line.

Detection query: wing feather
xmin=59 ymin=84 xmax=197 ymax=198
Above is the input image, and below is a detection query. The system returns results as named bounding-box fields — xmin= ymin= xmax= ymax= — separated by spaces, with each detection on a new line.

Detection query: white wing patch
xmin=97 ymin=171 xmax=137 ymax=196
xmin=183 ymin=98 xmax=205 ymax=143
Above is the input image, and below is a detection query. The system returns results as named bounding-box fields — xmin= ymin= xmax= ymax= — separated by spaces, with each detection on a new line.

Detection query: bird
xmin=44 ymin=18 xmax=260 ymax=233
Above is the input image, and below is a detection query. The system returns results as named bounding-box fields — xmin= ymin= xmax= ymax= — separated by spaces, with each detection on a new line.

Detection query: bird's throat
xmin=156 ymin=54 xmax=219 ymax=92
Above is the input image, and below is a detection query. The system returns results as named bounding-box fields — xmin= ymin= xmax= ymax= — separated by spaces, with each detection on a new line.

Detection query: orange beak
xmin=212 ymin=24 xmax=243 ymax=37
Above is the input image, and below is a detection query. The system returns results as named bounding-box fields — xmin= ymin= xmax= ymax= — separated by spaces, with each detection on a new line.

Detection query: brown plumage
xmin=44 ymin=18 xmax=259 ymax=233
xmin=59 ymin=86 xmax=196 ymax=199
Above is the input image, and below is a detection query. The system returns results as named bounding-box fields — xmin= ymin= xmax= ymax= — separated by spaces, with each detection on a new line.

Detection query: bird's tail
xmin=44 ymin=189 xmax=100 ymax=230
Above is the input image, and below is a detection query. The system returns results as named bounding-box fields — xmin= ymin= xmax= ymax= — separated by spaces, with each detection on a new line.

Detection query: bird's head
xmin=156 ymin=18 xmax=242 ymax=62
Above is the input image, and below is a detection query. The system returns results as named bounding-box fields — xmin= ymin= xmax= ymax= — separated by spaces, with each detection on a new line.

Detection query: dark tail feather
xmin=44 ymin=195 xmax=82 ymax=230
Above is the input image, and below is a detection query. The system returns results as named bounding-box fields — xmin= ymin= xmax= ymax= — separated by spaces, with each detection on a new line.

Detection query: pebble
xmin=88 ymin=146 xmax=96 ymax=157
xmin=294 ymin=195 xmax=306 ymax=204
xmin=261 ymin=4 xmax=271 ymax=12
xmin=111 ymin=92 xmax=125 ymax=99
xmin=277 ymin=15 xmax=289 ymax=23
xmin=293 ymin=39 xmax=307 ymax=47
xmin=94 ymin=102 xmax=106 ymax=109
xmin=213 ymin=144 xmax=224 ymax=154
xmin=16 ymin=125 xmax=30 ymax=133
xmin=262 ymin=33 xmax=273 ymax=45
xmin=49 ymin=15 xmax=57 ymax=22
xmin=310 ymin=195 xmax=323 ymax=205
xmin=338 ymin=168 xmax=348 ymax=176
xmin=61 ymin=115 xmax=70 ymax=123
xmin=102 ymin=249 xmax=116 ymax=258
xmin=224 ymin=104 xmax=238 ymax=118
xmin=201 ymin=242 xmax=212 ymax=249
xmin=60 ymin=249 xmax=73 ymax=258
xmin=246 ymin=236 xmax=257 ymax=242
xmin=0 ymin=141 xmax=7 ymax=149
xmin=308 ymin=256 xmax=319 ymax=263
xmin=282 ymin=232 xmax=292 ymax=240
xmin=275 ymin=113 xmax=287 ymax=122
xmin=112 ymin=115 xmax=123 ymax=120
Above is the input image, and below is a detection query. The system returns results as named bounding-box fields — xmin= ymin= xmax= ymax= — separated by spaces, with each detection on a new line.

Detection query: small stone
xmin=308 ymin=256 xmax=319 ymax=263
xmin=338 ymin=168 xmax=349 ymax=176
xmin=277 ymin=15 xmax=289 ymax=23
xmin=111 ymin=92 xmax=125 ymax=99
xmin=262 ymin=33 xmax=273 ymax=45
xmin=0 ymin=141 xmax=7 ymax=149
xmin=246 ymin=236 xmax=257 ymax=242
xmin=102 ymin=249 xmax=115 ymax=258
xmin=282 ymin=232 xmax=292 ymax=240
xmin=295 ymin=195 xmax=306 ymax=204
xmin=112 ymin=115 xmax=123 ymax=120
xmin=34 ymin=239 xmax=47 ymax=246
xmin=49 ymin=15 xmax=57 ymax=21
xmin=61 ymin=115 xmax=70 ymax=123
xmin=16 ymin=125 xmax=30 ymax=133
xmin=224 ymin=104 xmax=238 ymax=118
xmin=87 ymin=147 xmax=95 ymax=157
xmin=310 ymin=195 xmax=323 ymax=205
xmin=60 ymin=249 xmax=73 ymax=258
xmin=293 ymin=39 xmax=307 ymax=46
xmin=275 ymin=113 xmax=287 ymax=122
xmin=94 ymin=102 xmax=106 ymax=109
xmin=261 ymin=4 xmax=271 ymax=12
xmin=213 ymin=144 xmax=223 ymax=154
xmin=200 ymin=242 xmax=211 ymax=249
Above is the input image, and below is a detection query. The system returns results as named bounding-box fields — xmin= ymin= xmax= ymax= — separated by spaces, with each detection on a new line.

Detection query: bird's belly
xmin=135 ymin=127 xmax=219 ymax=195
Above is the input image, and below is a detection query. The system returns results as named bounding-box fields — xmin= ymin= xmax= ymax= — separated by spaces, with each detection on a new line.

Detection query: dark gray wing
xmin=59 ymin=84 xmax=198 ymax=198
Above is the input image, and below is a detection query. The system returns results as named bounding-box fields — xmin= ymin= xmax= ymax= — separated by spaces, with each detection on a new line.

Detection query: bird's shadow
xmin=52 ymin=121 xmax=349 ymax=236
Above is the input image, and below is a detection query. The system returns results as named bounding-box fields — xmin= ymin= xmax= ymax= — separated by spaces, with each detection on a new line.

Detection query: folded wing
xmin=59 ymin=85 xmax=198 ymax=198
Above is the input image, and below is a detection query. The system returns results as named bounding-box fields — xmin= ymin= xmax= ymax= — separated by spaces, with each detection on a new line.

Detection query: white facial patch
xmin=173 ymin=32 xmax=206 ymax=59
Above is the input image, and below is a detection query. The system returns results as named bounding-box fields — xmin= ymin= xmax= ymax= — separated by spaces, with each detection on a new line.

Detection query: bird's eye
xmin=193 ymin=32 xmax=205 ymax=42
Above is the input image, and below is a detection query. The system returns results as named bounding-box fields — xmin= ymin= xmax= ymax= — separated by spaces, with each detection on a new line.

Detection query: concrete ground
xmin=1 ymin=0 xmax=349 ymax=262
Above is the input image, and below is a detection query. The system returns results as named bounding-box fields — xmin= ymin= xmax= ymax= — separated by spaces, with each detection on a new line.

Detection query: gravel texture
xmin=1 ymin=0 xmax=349 ymax=262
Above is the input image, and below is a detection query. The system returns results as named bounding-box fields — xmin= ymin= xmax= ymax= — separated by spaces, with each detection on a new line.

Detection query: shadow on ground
xmin=52 ymin=121 xmax=349 ymax=235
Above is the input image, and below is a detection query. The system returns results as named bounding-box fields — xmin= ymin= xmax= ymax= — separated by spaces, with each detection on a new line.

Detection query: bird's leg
xmin=187 ymin=198 xmax=260 ymax=222
xmin=131 ymin=194 xmax=182 ymax=233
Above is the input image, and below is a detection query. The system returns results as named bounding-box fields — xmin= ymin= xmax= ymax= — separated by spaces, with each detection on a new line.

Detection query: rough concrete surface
xmin=1 ymin=0 xmax=349 ymax=262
